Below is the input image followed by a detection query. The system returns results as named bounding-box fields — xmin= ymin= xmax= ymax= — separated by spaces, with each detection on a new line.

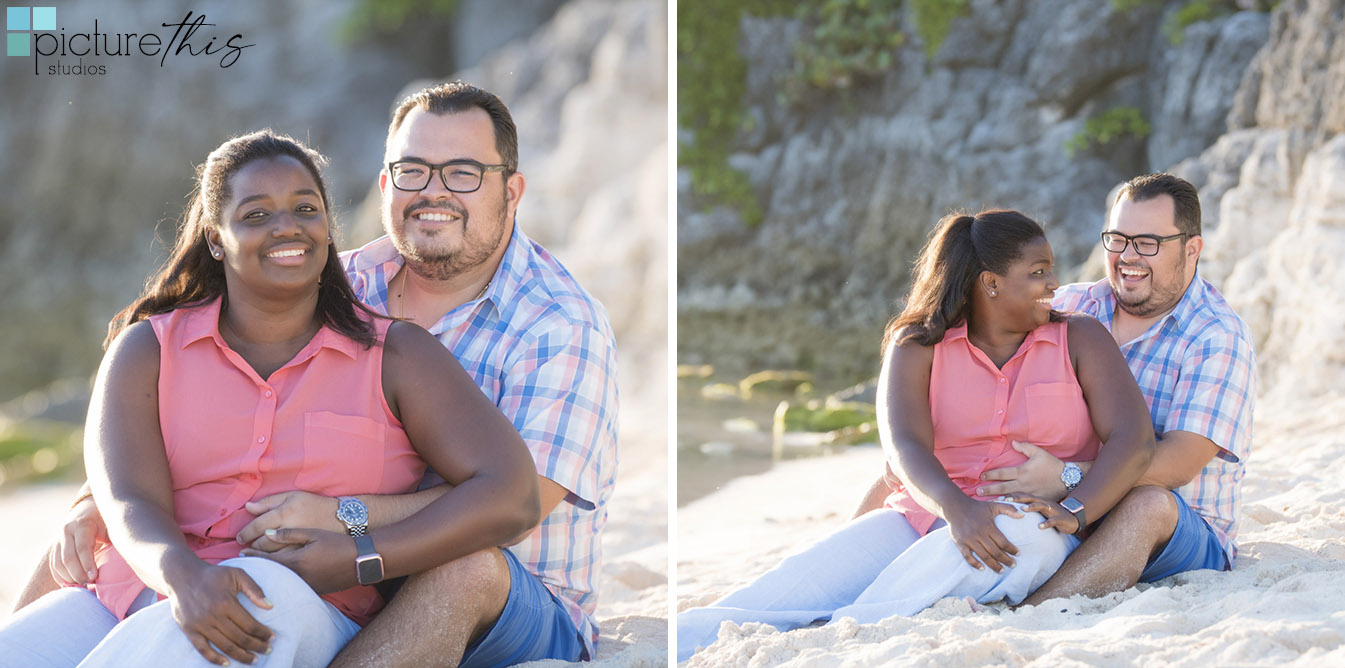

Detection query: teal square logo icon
xmin=6 ymin=7 xmax=29 ymax=31
xmin=6 ymin=31 xmax=27 ymax=57
xmin=30 ymin=6 xmax=53 ymax=31
xmin=7 ymin=6 xmax=52 ymax=57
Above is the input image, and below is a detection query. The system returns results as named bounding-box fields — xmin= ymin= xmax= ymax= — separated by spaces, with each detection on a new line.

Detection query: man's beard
xmin=1113 ymin=252 xmax=1187 ymax=318
xmin=389 ymin=196 xmax=508 ymax=281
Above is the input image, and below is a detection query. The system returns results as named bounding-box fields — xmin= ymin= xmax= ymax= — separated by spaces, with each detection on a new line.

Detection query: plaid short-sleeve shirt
xmin=1054 ymin=273 xmax=1255 ymax=562
xmin=342 ymin=225 xmax=619 ymax=653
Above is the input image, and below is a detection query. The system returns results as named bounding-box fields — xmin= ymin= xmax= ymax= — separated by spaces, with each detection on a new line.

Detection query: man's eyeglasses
xmin=1100 ymin=231 xmax=1188 ymax=257
xmin=387 ymin=159 xmax=509 ymax=193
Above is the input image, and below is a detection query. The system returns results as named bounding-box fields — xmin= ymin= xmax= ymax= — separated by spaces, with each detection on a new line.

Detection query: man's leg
xmin=13 ymin=546 xmax=62 ymax=611
xmin=1023 ymin=485 xmax=1179 ymax=605
xmin=329 ymin=549 xmax=511 ymax=668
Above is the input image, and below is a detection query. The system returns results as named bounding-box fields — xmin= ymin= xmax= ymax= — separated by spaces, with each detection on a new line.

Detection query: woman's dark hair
xmin=882 ymin=209 xmax=1059 ymax=349
xmin=106 ymin=130 xmax=382 ymax=349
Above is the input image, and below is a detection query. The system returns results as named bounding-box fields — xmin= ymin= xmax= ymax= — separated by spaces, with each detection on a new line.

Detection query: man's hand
xmin=50 ymin=495 xmax=108 ymax=586
xmin=977 ymin=441 xmax=1070 ymax=501
xmin=236 ymin=491 xmax=340 ymax=552
xmin=169 ymin=562 xmax=273 ymax=666
xmin=943 ymin=497 xmax=1025 ymax=573
xmin=1007 ymin=493 xmax=1082 ymax=536
xmin=240 ymin=528 xmax=357 ymax=594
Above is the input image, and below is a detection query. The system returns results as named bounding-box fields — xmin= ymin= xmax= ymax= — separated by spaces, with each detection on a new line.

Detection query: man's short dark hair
xmin=1116 ymin=172 xmax=1201 ymax=237
xmin=386 ymin=81 xmax=518 ymax=173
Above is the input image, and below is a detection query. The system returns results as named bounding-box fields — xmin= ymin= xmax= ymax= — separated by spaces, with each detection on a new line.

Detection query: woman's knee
xmin=218 ymin=557 xmax=324 ymax=619
xmin=993 ymin=512 xmax=1073 ymax=553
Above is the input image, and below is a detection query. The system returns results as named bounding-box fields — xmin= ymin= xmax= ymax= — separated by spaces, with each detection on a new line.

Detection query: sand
xmin=676 ymin=395 xmax=1345 ymax=667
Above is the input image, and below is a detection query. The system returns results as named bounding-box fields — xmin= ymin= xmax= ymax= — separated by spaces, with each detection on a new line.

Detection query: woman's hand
xmin=943 ymin=497 xmax=1025 ymax=573
xmin=50 ymin=494 xmax=107 ymax=586
xmin=168 ymin=562 xmax=274 ymax=666
xmin=1006 ymin=493 xmax=1081 ymax=535
xmin=977 ymin=441 xmax=1072 ymax=500
xmin=240 ymin=528 xmax=357 ymax=594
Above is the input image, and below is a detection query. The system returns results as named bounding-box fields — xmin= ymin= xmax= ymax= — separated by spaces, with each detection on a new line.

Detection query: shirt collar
xmin=943 ymin=318 xmax=1064 ymax=348
xmin=178 ymin=297 xmax=360 ymax=360
xmin=342 ymin=222 xmax=537 ymax=334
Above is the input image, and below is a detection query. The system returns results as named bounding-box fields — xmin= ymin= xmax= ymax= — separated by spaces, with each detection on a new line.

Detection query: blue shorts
xmin=1138 ymin=491 xmax=1230 ymax=583
xmin=459 ymin=548 xmax=587 ymax=668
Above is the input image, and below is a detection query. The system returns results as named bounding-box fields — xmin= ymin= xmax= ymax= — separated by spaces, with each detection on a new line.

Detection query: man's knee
xmin=398 ymin=549 xmax=511 ymax=643
xmin=1104 ymin=486 xmax=1180 ymax=546
xmin=409 ymin=549 xmax=509 ymax=594
xmin=1114 ymin=486 xmax=1179 ymax=524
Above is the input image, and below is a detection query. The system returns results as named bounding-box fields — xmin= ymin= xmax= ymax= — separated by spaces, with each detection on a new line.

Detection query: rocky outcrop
xmin=678 ymin=0 xmax=1271 ymax=379
xmin=1173 ymin=0 xmax=1345 ymax=399
xmin=0 ymin=0 xmax=666 ymax=417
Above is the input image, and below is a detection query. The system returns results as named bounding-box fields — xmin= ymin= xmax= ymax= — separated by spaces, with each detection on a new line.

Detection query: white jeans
xmin=677 ymin=506 xmax=1079 ymax=662
xmin=0 ymin=557 xmax=361 ymax=668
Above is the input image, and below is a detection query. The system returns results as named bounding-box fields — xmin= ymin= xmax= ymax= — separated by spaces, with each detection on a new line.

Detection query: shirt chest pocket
xmin=295 ymin=412 xmax=388 ymax=496
xmin=1024 ymin=382 xmax=1088 ymax=447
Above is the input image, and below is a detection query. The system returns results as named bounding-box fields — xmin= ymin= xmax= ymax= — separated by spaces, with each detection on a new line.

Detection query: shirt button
xmin=218 ymin=509 xmax=227 ymax=517
xmin=257 ymin=436 xmax=266 ymax=443
xmin=264 ymin=390 xmax=273 ymax=398
xmin=996 ymin=409 xmax=1004 ymax=415
xmin=998 ymin=377 xmax=1006 ymax=384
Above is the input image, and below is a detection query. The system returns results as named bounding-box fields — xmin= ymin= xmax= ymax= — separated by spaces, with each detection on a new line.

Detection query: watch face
xmin=338 ymin=498 xmax=369 ymax=526
xmin=1062 ymin=463 xmax=1083 ymax=486
xmin=1060 ymin=497 xmax=1083 ymax=513
xmin=356 ymin=554 xmax=384 ymax=585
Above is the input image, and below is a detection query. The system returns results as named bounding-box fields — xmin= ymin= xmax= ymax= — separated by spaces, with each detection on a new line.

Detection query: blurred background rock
xmin=0 ymin=0 xmax=668 ymax=496
xmin=677 ymin=0 xmax=1344 ymax=504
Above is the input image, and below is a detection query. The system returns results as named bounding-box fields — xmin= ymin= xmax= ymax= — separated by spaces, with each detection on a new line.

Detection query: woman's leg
xmin=677 ymin=508 xmax=921 ymax=662
xmin=830 ymin=506 xmax=1080 ymax=624
xmin=78 ymin=557 xmax=361 ymax=668
xmin=0 ymin=587 xmax=117 ymax=668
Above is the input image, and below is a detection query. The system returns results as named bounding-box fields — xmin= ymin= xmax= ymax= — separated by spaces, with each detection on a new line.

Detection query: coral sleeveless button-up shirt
xmin=90 ymin=299 xmax=425 ymax=625
xmin=884 ymin=320 xmax=1101 ymax=535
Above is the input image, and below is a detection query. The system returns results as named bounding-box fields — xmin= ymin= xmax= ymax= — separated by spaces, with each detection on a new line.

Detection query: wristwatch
xmin=1060 ymin=462 xmax=1083 ymax=493
xmin=354 ymin=534 xmax=384 ymax=585
xmin=1060 ymin=497 xmax=1087 ymax=535
xmin=336 ymin=496 xmax=369 ymax=537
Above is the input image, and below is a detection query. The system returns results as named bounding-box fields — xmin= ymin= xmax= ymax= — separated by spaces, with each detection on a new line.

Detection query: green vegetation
xmin=910 ymin=0 xmax=971 ymax=60
xmin=339 ymin=0 xmax=461 ymax=42
xmin=0 ymin=421 xmax=83 ymax=486
xmin=1110 ymin=0 xmax=1260 ymax=45
xmin=1065 ymin=106 xmax=1152 ymax=158
xmin=786 ymin=0 xmax=906 ymax=94
xmin=679 ymin=0 xmax=971 ymax=225
xmin=781 ymin=400 xmax=876 ymax=435
xmin=677 ymin=0 xmax=789 ymax=226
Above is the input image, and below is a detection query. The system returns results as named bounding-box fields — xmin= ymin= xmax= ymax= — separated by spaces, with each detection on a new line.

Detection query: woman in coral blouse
xmin=679 ymin=210 xmax=1156 ymax=661
xmin=0 ymin=131 xmax=539 ymax=667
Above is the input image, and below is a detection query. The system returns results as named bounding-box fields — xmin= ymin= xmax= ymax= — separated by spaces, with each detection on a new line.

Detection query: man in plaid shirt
xmin=25 ymin=82 xmax=619 ymax=667
xmin=977 ymin=172 xmax=1255 ymax=602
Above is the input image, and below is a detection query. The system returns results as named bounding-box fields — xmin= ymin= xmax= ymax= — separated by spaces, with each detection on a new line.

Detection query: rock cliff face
xmin=678 ymin=0 xmax=1273 ymax=380
xmin=0 ymin=0 xmax=666 ymax=418
xmin=1176 ymin=0 xmax=1345 ymax=400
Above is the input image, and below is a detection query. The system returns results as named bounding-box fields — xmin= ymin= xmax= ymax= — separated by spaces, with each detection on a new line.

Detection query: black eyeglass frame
xmin=386 ymin=159 xmax=511 ymax=193
xmin=1100 ymin=231 xmax=1188 ymax=257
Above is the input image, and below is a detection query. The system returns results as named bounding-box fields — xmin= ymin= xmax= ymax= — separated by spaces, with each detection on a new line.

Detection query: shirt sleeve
xmin=498 ymin=322 xmax=618 ymax=509
xmin=1164 ymin=328 xmax=1256 ymax=463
